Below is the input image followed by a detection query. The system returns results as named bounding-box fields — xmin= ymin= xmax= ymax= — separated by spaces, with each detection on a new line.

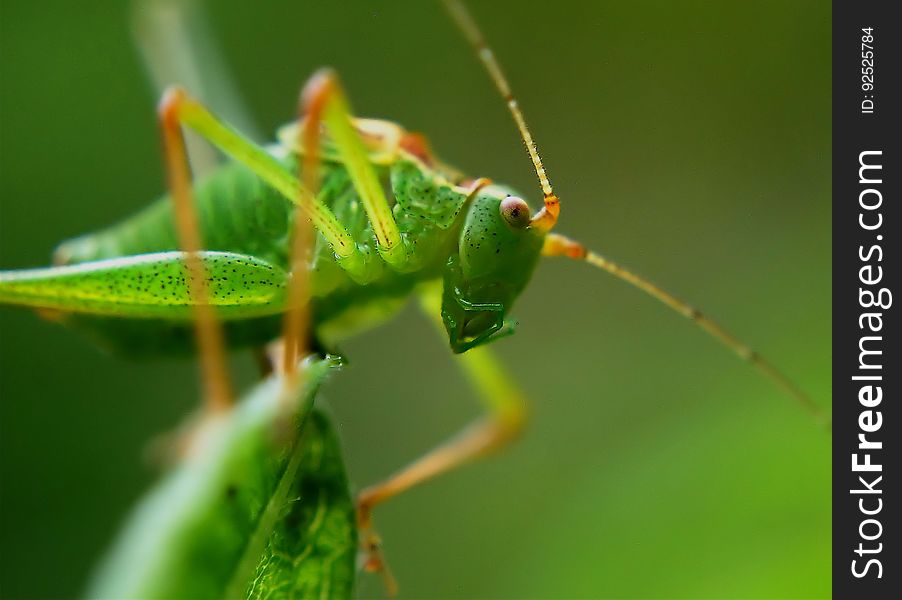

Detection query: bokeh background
xmin=0 ymin=1 xmax=831 ymax=598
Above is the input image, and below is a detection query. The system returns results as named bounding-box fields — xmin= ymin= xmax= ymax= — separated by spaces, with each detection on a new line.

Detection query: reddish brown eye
xmin=499 ymin=196 xmax=531 ymax=228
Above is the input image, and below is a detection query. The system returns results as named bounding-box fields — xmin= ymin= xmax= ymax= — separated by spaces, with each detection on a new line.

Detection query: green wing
xmin=0 ymin=251 xmax=287 ymax=319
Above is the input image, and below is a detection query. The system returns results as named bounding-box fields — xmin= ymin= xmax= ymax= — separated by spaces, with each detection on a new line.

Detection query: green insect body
xmin=0 ymin=125 xmax=545 ymax=354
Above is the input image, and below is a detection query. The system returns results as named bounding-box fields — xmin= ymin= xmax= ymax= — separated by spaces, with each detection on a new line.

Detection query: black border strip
xmin=833 ymin=1 xmax=899 ymax=597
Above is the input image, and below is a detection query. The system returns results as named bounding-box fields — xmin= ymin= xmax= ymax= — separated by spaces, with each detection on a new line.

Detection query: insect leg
xmin=157 ymin=87 xmax=372 ymax=282
xmin=355 ymin=343 xmax=526 ymax=524
xmin=158 ymin=89 xmax=233 ymax=412
xmin=300 ymin=69 xmax=409 ymax=270
xmin=355 ymin=285 xmax=528 ymax=590
xmin=277 ymin=81 xmax=324 ymax=382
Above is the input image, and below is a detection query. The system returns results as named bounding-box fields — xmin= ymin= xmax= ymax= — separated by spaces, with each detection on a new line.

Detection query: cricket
xmin=0 ymin=0 xmax=829 ymax=597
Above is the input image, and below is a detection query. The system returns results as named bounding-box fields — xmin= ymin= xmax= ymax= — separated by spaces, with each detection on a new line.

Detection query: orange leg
xmin=300 ymin=69 xmax=409 ymax=269
xmin=356 ymin=286 xmax=529 ymax=594
xmin=158 ymin=89 xmax=233 ymax=412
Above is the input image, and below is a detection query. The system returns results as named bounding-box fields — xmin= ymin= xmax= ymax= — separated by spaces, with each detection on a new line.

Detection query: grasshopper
xmin=0 ymin=0 xmax=829 ymax=594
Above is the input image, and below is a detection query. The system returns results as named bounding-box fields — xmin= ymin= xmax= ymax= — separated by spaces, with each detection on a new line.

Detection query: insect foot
xmin=357 ymin=499 xmax=398 ymax=596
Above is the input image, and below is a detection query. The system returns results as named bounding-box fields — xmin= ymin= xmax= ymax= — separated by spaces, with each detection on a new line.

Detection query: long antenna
xmin=442 ymin=0 xmax=560 ymax=231
xmin=543 ymin=233 xmax=830 ymax=428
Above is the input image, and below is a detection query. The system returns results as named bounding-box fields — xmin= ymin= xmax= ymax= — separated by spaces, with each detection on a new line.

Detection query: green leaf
xmin=87 ymin=356 xmax=356 ymax=600
xmin=242 ymin=410 xmax=357 ymax=600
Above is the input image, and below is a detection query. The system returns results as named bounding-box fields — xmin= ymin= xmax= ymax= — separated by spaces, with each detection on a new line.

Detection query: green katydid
xmin=0 ymin=0 xmax=830 ymax=593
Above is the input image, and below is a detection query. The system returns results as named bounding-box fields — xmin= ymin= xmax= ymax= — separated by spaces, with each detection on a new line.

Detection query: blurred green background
xmin=0 ymin=1 xmax=830 ymax=598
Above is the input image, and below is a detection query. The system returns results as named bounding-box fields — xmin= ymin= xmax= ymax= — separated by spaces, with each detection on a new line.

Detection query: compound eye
xmin=499 ymin=196 xmax=531 ymax=228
